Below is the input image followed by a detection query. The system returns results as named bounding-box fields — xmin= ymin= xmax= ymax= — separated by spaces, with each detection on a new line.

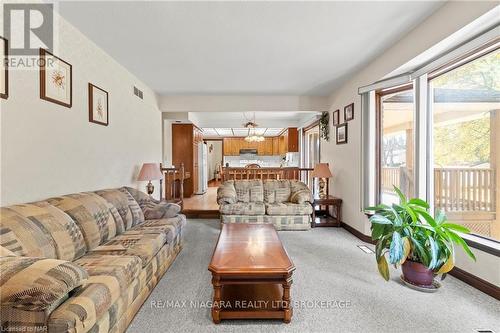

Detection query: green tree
xmin=434 ymin=116 xmax=490 ymax=167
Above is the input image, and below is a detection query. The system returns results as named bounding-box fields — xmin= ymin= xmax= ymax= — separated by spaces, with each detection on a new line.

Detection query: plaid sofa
xmin=0 ymin=187 xmax=186 ymax=333
xmin=217 ymin=180 xmax=312 ymax=230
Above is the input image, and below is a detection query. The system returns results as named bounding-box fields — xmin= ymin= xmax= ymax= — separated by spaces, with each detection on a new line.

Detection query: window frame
xmin=366 ymin=39 xmax=500 ymax=256
xmin=374 ymin=83 xmax=414 ymax=205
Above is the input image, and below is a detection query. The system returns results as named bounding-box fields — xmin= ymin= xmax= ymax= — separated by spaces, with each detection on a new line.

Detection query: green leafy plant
xmin=365 ymin=186 xmax=476 ymax=281
xmin=319 ymin=111 xmax=329 ymax=141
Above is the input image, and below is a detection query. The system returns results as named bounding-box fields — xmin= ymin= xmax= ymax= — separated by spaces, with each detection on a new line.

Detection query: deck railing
xmin=381 ymin=167 xmax=496 ymax=213
xmin=434 ymin=168 xmax=496 ymax=213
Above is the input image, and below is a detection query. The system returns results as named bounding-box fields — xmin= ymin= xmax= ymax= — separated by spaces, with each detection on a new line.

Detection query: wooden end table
xmin=311 ymin=195 xmax=342 ymax=227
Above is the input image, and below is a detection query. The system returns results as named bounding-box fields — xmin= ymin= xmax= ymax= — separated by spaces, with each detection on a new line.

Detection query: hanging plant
xmin=319 ymin=111 xmax=330 ymax=141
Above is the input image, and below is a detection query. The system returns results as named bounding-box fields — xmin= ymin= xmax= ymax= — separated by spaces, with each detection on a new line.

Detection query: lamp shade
xmin=311 ymin=163 xmax=332 ymax=178
xmin=137 ymin=163 xmax=163 ymax=181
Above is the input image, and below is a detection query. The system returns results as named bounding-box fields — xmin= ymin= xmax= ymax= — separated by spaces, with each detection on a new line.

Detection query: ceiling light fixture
xmin=243 ymin=112 xmax=265 ymax=142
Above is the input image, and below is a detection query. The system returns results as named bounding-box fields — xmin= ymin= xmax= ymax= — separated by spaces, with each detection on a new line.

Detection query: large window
xmin=365 ymin=39 xmax=500 ymax=249
xmin=378 ymin=87 xmax=415 ymax=205
xmin=430 ymin=48 xmax=499 ymax=242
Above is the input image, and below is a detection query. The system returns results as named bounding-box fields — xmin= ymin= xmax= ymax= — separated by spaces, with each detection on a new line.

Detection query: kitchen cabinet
xmin=222 ymin=130 xmax=298 ymax=156
xmin=172 ymin=123 xmax=203 ymax=197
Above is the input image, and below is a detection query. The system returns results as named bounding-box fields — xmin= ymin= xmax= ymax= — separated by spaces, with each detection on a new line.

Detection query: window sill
xmin=461 ymin=234 xmax=500 ymax=257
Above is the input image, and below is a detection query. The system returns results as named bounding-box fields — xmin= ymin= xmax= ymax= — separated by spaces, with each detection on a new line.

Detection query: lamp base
xmin=318 ymin=178 xmax=328 ymax=198
xmin=146 ymin=181 xmax=154 ymax=195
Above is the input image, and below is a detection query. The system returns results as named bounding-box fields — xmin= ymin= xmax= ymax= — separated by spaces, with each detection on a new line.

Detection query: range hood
xmin=239 ymin=148 xmax=258 ymax=156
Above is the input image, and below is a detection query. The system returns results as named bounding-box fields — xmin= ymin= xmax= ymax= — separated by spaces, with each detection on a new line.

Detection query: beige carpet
xmin=128 ymin=219 xmax=500 ymax=333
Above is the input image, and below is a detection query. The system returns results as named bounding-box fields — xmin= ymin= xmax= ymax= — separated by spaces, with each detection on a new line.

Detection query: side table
xmin=311 ymin=196 xmax=342 ymax=227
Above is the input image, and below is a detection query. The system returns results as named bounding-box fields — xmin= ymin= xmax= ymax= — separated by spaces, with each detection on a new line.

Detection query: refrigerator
xmin=196 ymin=142 xmax=208 ymax=195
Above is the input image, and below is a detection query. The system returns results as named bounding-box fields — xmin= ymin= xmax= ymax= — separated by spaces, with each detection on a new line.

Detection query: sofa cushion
xmin=220 ymin=202 xmax=265 ymax=215
xmin=130 ymin=215 xmax=186 ymax=244
xmin=266 ymin=203 xmax=313 ymax=216
xmin=119 ymin=187 xmax=145 ymax=227
xmin=74 ymin=255 xmax=142 ymax=293
xmin=264 ymin=180 xmax=291 ymax=203
xmin=89 ymin=230 xmax=166 ymax=267
xmin=6 ymin=202 xmax=87 ymax=261
xmin=0 ymin=256 xmax=88 ymax=311
xmin=47 ymin=193 xmax=118 ymax=251
xmin=0 ymin=208 xmax=58 ymax=258
xmin=143 ymin=202 xmax=181 ymax=220
xmin=234 ymin=180 xmax=263 ymax=203
xmin=94 ymin=189 xmax=132 ymax=233
xmin=217 ymin=181 xmax=237 ymax=204
xmin=48 ymin=279 xmax=117 ymax=332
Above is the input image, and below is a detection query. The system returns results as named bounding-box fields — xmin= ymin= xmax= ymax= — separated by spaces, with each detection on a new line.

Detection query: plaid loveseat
xmin=0 ymin=187 xmax=186 ymax=333
xmin=217 ymin=179 xmax=312 ymax=230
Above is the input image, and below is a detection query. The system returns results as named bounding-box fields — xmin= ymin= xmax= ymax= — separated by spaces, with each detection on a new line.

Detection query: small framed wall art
xmin=333 ymin=109 xmax=340 ymax=126
xmin=88 ymin=83 xmax=109 ymax=126
xmin=39 ymin=48 xmax=72 ymax=107
xmin=336 ymin=123 xmax=348 ymax=144
xmin=0 ymin=36 xmax=8 ymax=99
xmin=344 ymin=103 xmax=354 ymax=121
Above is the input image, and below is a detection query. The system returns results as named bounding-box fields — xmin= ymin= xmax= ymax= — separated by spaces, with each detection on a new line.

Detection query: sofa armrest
xmin=144 ymin=202 xmax=181 ymax=220
xmin=0 ymin=256 xmax=88 ymax=312
xmin=290 ymin=182 xmax=313 ymax=204
xmin=217 ymin=181 xmax=237 ymax=205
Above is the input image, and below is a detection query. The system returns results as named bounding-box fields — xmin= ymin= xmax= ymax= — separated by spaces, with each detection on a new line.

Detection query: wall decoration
xmin=0 ymin=36 xmax=8 ymax=99
xmin=88 ymin=83 xmax=109 ymax=126
xmin=336 ymin=123 xmax=348 ymax=144
xmin=333 ymin=109 xmax=340 ymax=126
xmin=344 ymin=103 xmax=354 ymax=121
xmin=319 ymin=111 xmax=330 ymax=141
xmin=39 ymin=48 xmax=72 ymax=107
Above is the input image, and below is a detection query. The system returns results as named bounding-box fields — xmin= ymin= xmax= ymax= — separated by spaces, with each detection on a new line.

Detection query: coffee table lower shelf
xmin=212 ymin=282 xmax=292 ymax=323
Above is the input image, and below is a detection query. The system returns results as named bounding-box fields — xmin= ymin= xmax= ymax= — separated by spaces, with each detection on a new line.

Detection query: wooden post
xmin=491 ymin=109 xmax=500 ymax=239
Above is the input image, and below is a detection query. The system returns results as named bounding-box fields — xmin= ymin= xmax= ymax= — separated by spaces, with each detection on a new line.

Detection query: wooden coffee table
xmin=208 ymin=223 xmax=295 ymax=324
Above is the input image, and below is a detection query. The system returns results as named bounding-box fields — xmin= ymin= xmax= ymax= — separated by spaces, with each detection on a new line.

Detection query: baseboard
xmin=340 ymin=221 xmax=375 ymax=244
xmin=449 ymin=266 xmax=500 ymax=301
xmin=340 ymin=221 xmax=500 ymax=300
xmin=183 ymin=210 xmax=220 ymax=219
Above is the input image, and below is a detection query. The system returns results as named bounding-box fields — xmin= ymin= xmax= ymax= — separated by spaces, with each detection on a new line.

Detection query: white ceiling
xmin=202 ymin=128 xmax=284 ymax=137
xmin=188 ymin=111 xmax=318 ymax=128
xmin=58 ymin=1 xmax=443 ymax=96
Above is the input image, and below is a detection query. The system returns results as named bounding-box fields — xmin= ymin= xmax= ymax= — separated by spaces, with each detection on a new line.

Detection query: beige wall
xmin=159 ymin=95 xmax=329 ymax=112
xmin=0 ymin=11 xmax=162 ymax=205
xmin=206 ymin=140 xmax=223 ymax=181
xmin=321 ymin=1 xmax=499 ymax=285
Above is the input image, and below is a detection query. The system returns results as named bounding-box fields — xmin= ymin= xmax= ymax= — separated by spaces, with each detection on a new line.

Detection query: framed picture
xmin=333 ymin=109 xmax=340 ymax=126
xmin=0 ymin=36 xmax=8 ymax=99
xmin=40 ymin=48 xmax=72 ymax=107
xmin=336 ymin=123 xmax=348 ymax=144
xmin=88 ymin=83 xmax=109 ymax=126
xmin=344 ymin=103 xmax=354 ymax=121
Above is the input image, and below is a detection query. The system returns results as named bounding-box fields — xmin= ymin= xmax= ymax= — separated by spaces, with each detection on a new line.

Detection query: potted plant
xmin=365 ymin=186 xmax=476 ymax=287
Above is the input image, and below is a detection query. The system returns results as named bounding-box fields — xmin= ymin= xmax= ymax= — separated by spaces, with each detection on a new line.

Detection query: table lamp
xmin=138 ymin=163 xmax=163 ymax=195
xmin=311 ymin=163 xmax=332 ymax=199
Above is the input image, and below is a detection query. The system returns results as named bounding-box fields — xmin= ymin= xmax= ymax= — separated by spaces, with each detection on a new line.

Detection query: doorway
xmin=205 ymin=140 xmax=223 ymax=187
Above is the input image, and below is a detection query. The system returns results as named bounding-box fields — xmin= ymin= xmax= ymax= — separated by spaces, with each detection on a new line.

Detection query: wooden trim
xmin=376 ymin=82 xmax=413 ymax=96
xmin=448 ymin=266 xmax=500 ymax=301
xmin=340 ymin=221 xmax=375 ymax=244
xmin=0 ymin=36 xmax=8 ymax=99
xmin=39 ymin=48 xmax=72 ymax=108
xmin=303 ymin=120 xmax=319 ymax=133
xmin=88 ymin=83 xmax=109 ymax=126
xmin=341 ymin=222 xmax=500 ymax=300
xmin=428 ymin=38 xmax=500 ymax=80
